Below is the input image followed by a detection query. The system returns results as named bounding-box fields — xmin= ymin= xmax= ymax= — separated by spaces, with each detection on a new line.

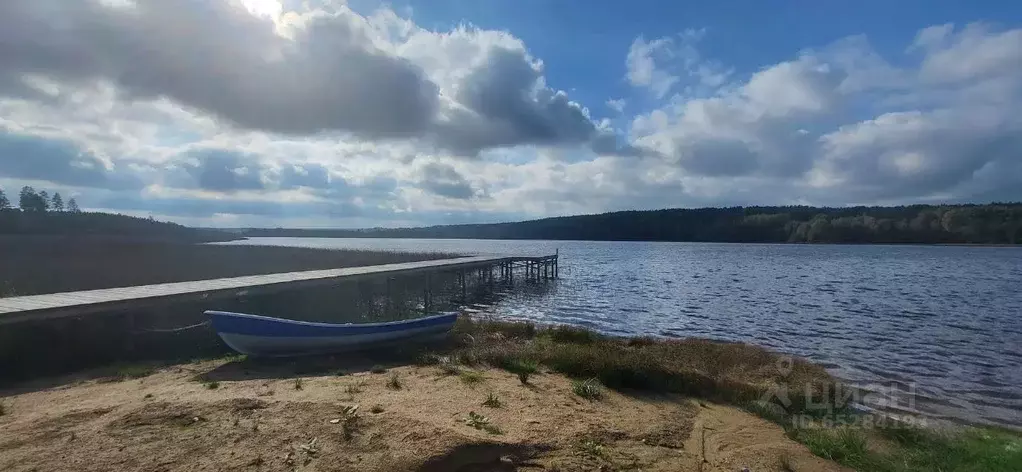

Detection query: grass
xmin=577 ymin=438 xmax=606 ymax=458
xmin=386 ymin=372 xmax=402 ymax=390
xmin=370 ymin=365 xmax=387 ymax=374
xmin=572 ymin=378 xmax=603 ymax=401
xmin=204 ymin=380 xmax=220 ymax=390
xmin=293 ymin=378 xmax=304 ymax=390
xmin=771 ymin=415 xmax=1022 ymax=471
xmin=459 ymin=370 xmax=485 ymax=386
xmin=370 ymin=405 xmax=385 ymax=414
xmin=544 ymin=325 xmax=599 ymax=344
xmin=437 ymin=362 xmax=462 ymax=376
xmin=112 ymin=364 xmax=156 ymax=381
xmin=791 ymin=427 xmax=870 ymax=465
xmin=0 ymin=402 xmax=5 ymax=416
xmin=345 ymin=380 xmax=366 ymax=394
xmin=507 ymin=359 xmax=539 ymax=384
xmin=448 ymin=317 xmax=836 ymax=415
xmin=482 ymin=392 xmax=502 ymax=408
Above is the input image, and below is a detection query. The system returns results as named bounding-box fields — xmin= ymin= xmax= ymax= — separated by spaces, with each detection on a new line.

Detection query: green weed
xmin=572 ymin=378 xmax=603 ymax=401
xmin=482 ymin=392 xmax=502 ymax=408
xmin=459 ymin=370 xmax=485 ymax=386
xmin=464 ymin=411 xmax=502 ymax=435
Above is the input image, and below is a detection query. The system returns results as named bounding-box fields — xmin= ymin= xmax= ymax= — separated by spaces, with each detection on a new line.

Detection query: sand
xmin=0 ymin=360 xmax=847 ymax=471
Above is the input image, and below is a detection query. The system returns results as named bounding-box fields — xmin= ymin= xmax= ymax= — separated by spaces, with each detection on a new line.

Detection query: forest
xmin=0 ymin=185 xmax=236 ymax=243
xmin=244 ymin=203 xmax=1022 ymax=245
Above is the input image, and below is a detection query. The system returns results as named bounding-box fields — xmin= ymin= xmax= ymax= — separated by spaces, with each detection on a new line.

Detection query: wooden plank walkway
xmin=0 ymin=255 xmax=543 ymax=325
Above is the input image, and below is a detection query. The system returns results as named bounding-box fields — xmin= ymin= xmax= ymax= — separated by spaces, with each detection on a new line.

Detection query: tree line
xmin=0 ymin=186 xmax=80 ymax=213
xmin=243 ymin=203 xmax=1022 ymax=245
xmin=0 ymin=185 xmax=237 ymax=243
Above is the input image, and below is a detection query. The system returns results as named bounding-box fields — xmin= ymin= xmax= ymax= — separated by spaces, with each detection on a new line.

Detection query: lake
xmin=221 ymin=237 xmax=1022 ymax=429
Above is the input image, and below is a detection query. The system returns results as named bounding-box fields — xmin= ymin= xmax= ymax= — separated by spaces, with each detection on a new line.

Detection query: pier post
xmin=385 ymin=276 xmax=392 ymax=317
xmin=460 ymin=270 xmax=466 ymax=304
xmin=424 ymin=273 xmax=432 ymax=315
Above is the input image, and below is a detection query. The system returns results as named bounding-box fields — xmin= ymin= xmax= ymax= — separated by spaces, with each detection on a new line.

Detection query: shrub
xmin=459 ymin=370 xmax=485 ymax=385
xmin=545 ymin=325 xmax=599 ymax=344
xmin=387 ymin=372 xmax=402 ymax=390
xmin=345 ymin=381 xmax=366 ymax=394
xmin=507 ymin=359 xmax=539 ymax=384
xmin=572 ymin=378 xmax=603 ymax=401
xmin=464 ymin=411 xmax=502 ymax=435
xmin=482 ymin=393 xmax=502 ymax=408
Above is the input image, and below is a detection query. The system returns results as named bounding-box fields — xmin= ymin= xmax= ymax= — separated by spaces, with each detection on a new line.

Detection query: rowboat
xmin=205 ymin=310 xmax=459 ymax=357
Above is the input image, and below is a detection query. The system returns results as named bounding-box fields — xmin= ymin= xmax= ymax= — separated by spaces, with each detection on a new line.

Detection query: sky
xmin=0 ymin=0 xmax=1020 ymax=228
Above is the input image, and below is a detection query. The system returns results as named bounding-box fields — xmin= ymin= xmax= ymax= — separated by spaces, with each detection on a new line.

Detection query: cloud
xmin=627 ymin=21 xmax=1022 ymax=205
xmin=178 ymin=149 xmax=268 ymax=192
xmin=913 ymin=23 xmax=1022 ymax=84
xmin=1 ymin=8 xmax=1020 ymax=228
xmin=606 ymin=98 xmax=627 ymax=113
xmin=626 ymin=29 xmax=731 ymax=99
xmin=0 ymin=0 xmax=624 ymax=157
xmin=434 ymin=45 xmax=607 ymax=154
xmin=630 ymin=53 xmax=839 ymax=178
xmin=626 ymin=36 xmax=679 ymax=98
xmin=0 ymin=1 xmax=439 ymax=138
xmin=811 ymin=106 xmax=1022 ymax=201
xmin=415 ymin=162 xmax=483 ymax=200
xmin=0 ymin=130 xmax=143 ymax=189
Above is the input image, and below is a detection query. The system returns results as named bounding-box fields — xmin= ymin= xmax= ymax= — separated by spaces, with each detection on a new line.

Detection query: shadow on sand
xmin=197 ymin=338 xmax=455 ymax=382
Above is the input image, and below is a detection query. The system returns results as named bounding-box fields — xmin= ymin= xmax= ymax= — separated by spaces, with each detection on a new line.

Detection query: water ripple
xmin=237 ymin=238 xmax=1022 ymax=430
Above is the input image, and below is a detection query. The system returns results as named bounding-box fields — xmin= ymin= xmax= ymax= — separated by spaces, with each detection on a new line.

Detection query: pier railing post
xmin=424 ymin=273 xmax=432 ymax=315
xmin=460 ymin=269 xmax=466 ymax=304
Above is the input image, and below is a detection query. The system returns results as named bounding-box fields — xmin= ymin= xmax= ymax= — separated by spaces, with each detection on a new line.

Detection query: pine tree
xmin=37 ymin=191 xmax=50 ymax=211
xmin=67 ymin=197 xmax=81 ymax=213
xmin=19 ymin=186 xmax=42 ymax=212
xmin=0 ymin=187 xmax=10 ymax=210
xmin=51 ymin=192 xmax=64 ymax=212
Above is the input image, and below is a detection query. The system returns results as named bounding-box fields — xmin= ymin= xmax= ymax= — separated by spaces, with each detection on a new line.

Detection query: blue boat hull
xmin=206 ymin=311 xmax=459 ymax=357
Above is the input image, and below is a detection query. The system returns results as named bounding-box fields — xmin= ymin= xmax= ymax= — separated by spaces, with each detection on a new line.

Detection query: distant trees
xmin=244 ymin=203 xmax=1022 ymax=245
xmin=37 ymin=191 xmax=50 ymax=211
xmin=19 ymin=187 xmax=47 ymax=212
xmin=0 ymin=187 xmax=10 ymax=210
xmin=51 ymin=193 xmax=64 ymax=212
xmin=15 ymin=187 xmax=80 ymax=213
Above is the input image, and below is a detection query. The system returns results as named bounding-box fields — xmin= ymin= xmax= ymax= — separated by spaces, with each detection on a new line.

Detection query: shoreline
xmin=2 ymin=318 xmax=1018 ymax=471
xmin=230 ymin=234 xmax=1022 ymax=248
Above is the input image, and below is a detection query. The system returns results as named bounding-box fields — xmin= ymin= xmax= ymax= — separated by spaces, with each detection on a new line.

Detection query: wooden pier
xmin=0 ymin=254 xmax=559 ymax=326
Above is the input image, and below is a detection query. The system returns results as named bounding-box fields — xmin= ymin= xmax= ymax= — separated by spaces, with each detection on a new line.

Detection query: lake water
xmin=222 ymin=237 xmax=1022 ymax=429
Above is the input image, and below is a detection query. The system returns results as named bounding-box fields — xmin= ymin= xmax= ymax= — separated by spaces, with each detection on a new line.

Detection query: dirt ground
xmin=0 ymin=360 xmax=847 ymax=472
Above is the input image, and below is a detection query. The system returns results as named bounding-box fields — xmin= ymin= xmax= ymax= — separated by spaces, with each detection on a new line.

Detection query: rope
xmin=133 ymin=320 xmax=211 ymax=334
